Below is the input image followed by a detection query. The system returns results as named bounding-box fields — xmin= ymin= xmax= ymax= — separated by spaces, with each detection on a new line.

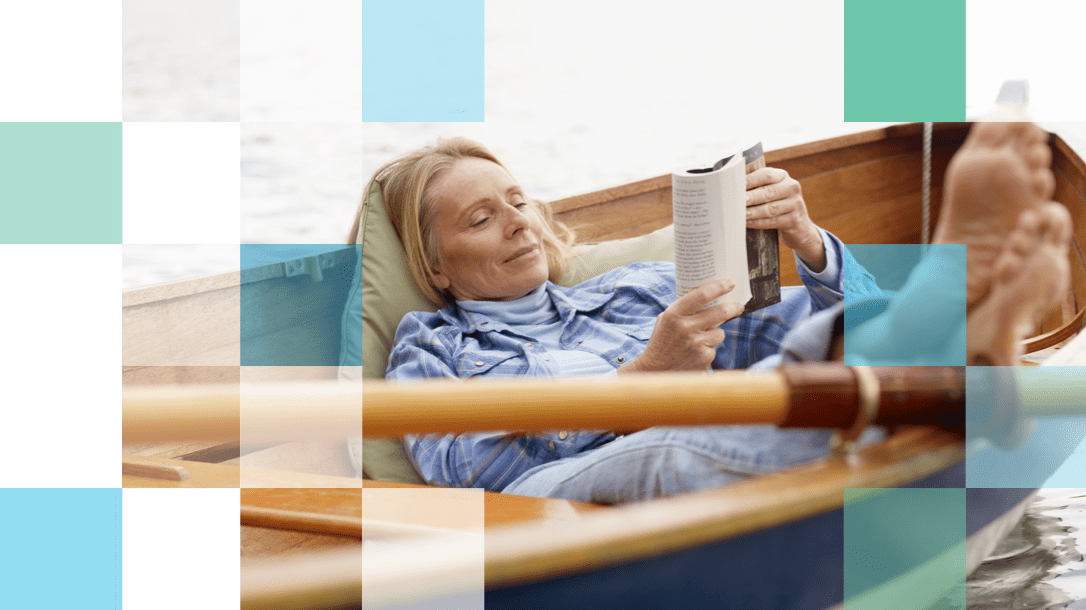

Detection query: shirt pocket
xmin=455 ymin=351 xmax=526 ymax=378
xmin=622 ymin=321 xmax=657 ymax=342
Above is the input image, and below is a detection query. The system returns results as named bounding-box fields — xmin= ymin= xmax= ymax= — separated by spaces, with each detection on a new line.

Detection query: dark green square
xmin=0 ymin=2 xmax=120 ymax=120
xmin=0 ymin=242 xmax=117 ymax=484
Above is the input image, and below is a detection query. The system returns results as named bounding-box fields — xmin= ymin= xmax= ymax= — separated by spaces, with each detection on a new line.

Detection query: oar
xmin=123 ymin=364 xmax=964 ymax=442
xmin=966 ymin=366 xmax=1086 ymax=449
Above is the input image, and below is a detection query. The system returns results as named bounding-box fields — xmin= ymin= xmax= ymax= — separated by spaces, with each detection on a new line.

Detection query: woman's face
xmin=427 ymin=157 xmax=550 ymax=302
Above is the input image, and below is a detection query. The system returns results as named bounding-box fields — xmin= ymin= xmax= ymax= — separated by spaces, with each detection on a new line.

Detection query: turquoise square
xmin=844 ymin=0 xmax=965 ymax=121
xmin=240 ymin=244 xmax=356 ymax=366
xmin=844 ymin=487 xmax=965 ymax=609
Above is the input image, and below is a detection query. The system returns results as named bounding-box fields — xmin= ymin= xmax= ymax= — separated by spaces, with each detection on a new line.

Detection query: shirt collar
xmin=436 ymin=281 xmax=613 ymax=333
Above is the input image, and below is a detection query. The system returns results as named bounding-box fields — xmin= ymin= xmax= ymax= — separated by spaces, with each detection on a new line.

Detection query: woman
xmin=371 ymin=137 xmax=881 ymax=503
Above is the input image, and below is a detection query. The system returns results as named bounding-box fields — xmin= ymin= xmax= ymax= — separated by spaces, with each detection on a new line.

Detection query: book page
xmin=672 ymin=153 xmax=752 ymax=307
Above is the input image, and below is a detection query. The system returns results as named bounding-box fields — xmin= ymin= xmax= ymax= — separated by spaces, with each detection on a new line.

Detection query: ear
xmin=432 ymin=265 xmax=452 ymax=290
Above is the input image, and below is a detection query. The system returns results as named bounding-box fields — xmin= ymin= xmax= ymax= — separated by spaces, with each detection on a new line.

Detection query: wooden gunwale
xmin=239 ymin=426 xmax=964 ymax=609
xmin=548 ymin=122 xmax=1086 ymax=352
xmin=114 ymin=121 xmax=1086 ymax=607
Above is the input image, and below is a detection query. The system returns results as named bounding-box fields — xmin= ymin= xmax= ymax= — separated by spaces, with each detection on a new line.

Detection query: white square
xmin=240 ymin=0 xmax=363 ymax=122
xmin=123 ymin=488 xmax=240 ymax=610
xmin=122 ymin=122 xmax=241 ymax=244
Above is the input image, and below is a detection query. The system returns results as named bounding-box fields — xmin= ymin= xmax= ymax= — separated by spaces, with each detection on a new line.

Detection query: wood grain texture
xmin=122 ymin=283 xmax=240 ymax=366
xmin=238 ymin=426 xmax=964 ymax=610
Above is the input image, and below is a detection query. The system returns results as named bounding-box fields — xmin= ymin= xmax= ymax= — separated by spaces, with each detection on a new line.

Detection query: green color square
xmin=844 ymin=488 xmax=966 ymax=609
xmin=0 ymin=242 xmax=116 ymax=484
xmin=0 ymin=2 xmax=120 ymax=121
xmin=844 ymin=0 xmax=965 ymax=121
xmin=0 ymin=122 xmax=121 ymax=244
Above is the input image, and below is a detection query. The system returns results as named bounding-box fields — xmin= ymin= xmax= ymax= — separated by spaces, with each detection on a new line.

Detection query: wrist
xmin=795 ymin=226 xmax=827 ymax=272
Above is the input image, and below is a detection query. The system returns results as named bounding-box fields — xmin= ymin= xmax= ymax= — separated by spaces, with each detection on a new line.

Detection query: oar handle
xmin=779 ymin=365 xmax=965 ymax=431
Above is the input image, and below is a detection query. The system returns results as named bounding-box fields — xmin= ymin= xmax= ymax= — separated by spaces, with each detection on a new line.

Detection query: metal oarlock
xmin=832 ymin=366 xmax=881 ymax=453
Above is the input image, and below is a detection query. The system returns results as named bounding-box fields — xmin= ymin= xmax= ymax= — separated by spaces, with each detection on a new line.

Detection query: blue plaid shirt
xmin=386 ymin=229 xmax=872 ymax=491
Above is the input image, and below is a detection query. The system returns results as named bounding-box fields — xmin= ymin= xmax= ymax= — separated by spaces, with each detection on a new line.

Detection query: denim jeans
xmin=503 ymin=425 xmax=884 ymax=503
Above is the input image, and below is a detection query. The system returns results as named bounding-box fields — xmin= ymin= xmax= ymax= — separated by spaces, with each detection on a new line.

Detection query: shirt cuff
xmin=795 ymin=228 xmax=842 ymax=289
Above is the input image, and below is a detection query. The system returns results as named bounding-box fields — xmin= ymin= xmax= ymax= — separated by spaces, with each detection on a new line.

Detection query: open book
xmin=672 ymin=142 xmax=781 ymax=314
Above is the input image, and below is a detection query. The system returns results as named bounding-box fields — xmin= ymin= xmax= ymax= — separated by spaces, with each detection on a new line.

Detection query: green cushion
xmin=340 ymin=178 xmax=675 ymax=483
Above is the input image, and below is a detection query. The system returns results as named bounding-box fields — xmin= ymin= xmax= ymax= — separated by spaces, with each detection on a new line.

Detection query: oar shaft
xmin=122 ymin=365 xmax=965 ymax=442
xmin=1014 ymin=368 xmax=1086 ymax=416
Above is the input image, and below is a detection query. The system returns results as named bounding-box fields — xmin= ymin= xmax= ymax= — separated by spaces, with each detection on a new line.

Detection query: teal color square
xmin=361 ymin=0 xmax=484 ymax=122
xmin=0 ymin=123 xmax=121 ymax=244
xmin=0 ymin=489 xmax=120 ymax=609
xmin=240 ymin=244 xmax=357 ymax=366
xmin=844 ymin=244 xmax=966 ymax=365
xmin=844 ymin=487 xmax=965 ymax=609
xmin=844 ymin=0 xmax=965 ymax=121
xmin=966 ymin=366 xmax=1086 ymax=487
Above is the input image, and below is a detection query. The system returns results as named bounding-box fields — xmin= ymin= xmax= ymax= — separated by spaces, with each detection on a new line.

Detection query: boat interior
xmin=120 ymin=121 xmax=1086 ymax=608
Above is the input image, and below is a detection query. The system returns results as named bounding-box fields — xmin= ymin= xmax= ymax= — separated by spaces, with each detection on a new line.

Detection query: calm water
xmin=936 ymin=485 xmax=1086 ymax=610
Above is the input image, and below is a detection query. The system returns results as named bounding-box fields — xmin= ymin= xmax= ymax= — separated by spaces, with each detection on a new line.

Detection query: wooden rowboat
xmin=121 ymin=122 xmax=1086 ymax=609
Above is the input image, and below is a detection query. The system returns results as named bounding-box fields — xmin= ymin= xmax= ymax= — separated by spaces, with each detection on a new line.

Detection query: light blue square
xmin=362 ymin=0 xmax=484 ymax=122
xmin=0 ymin=489 xmax=120 ymax=609
xmin=967 ymin=366 xmax=1086 ymax=487
xmin=844 ymin=244 xmax=966 ymax=365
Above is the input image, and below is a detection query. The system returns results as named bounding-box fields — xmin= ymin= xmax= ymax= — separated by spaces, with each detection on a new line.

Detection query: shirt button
xmin=542 ymin=356 xmax=549 ymax=361
xmin=616 ymin=356 xmax=625 ymax=363
xmin=475 ymin=361 xmax=484 ymax=366
xmin=548 ymin=441 xmax=556 ymax=451
xmin=558 ymin=431 xmax=568 ymax=440
xmin=525 ymin=342 xmax=534 ymax=347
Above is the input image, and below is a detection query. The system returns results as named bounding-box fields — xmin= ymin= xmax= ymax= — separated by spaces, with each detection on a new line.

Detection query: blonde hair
xmin=348 ymin=137 xmax=576 ymax=306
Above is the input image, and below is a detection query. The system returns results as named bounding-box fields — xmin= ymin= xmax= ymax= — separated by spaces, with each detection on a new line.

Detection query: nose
xmin=504 ymin=204 xmax=530 ymax=238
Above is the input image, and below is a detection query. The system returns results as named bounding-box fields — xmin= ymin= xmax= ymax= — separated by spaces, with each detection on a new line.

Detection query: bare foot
xmin=966 ymin=203 xmax=1071 ymax=366
xmin=934 ymin=119 xmax=1055 ymax=309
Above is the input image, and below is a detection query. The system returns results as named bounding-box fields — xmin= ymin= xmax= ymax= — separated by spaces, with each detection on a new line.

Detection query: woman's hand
xmin=746 ymin=167 xmax=827 ymax=272
xmin=619 ymin=279 xmax=746 ymax=373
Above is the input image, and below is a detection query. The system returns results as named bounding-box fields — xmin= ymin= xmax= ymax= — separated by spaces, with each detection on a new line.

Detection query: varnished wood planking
xmin=221 ymin=440 xmax=357 ymax=480
xmin=122 ymin=284 xmax=240 ymax=366
xmin=241 ymin=525 xmax=362 ymax=563
xmin=122 ymin=365 xmax=240 ymax=386
xmin=237 ymin=427 xmax=964 ymax=610
xmin=239 ymin=486 xmax=603 ymax=547
xmin=123 ymin=270 xmax=240 ymax=308
xmin=557 ymin=187 xmax=672 ymax=243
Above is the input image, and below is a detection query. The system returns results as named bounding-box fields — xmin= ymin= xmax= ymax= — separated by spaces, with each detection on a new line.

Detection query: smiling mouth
xmin=505 ymin=245 xmax=539 ymax=263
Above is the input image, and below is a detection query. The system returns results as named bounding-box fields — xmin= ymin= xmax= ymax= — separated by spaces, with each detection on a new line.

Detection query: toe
xmin=1026 ymin=142 xmax=1051 ymax=170
xmin=1032 ymin=170 xmax=1056 ymax=202
xmin=1037 ymin=202 xmax=1073 ymax=245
